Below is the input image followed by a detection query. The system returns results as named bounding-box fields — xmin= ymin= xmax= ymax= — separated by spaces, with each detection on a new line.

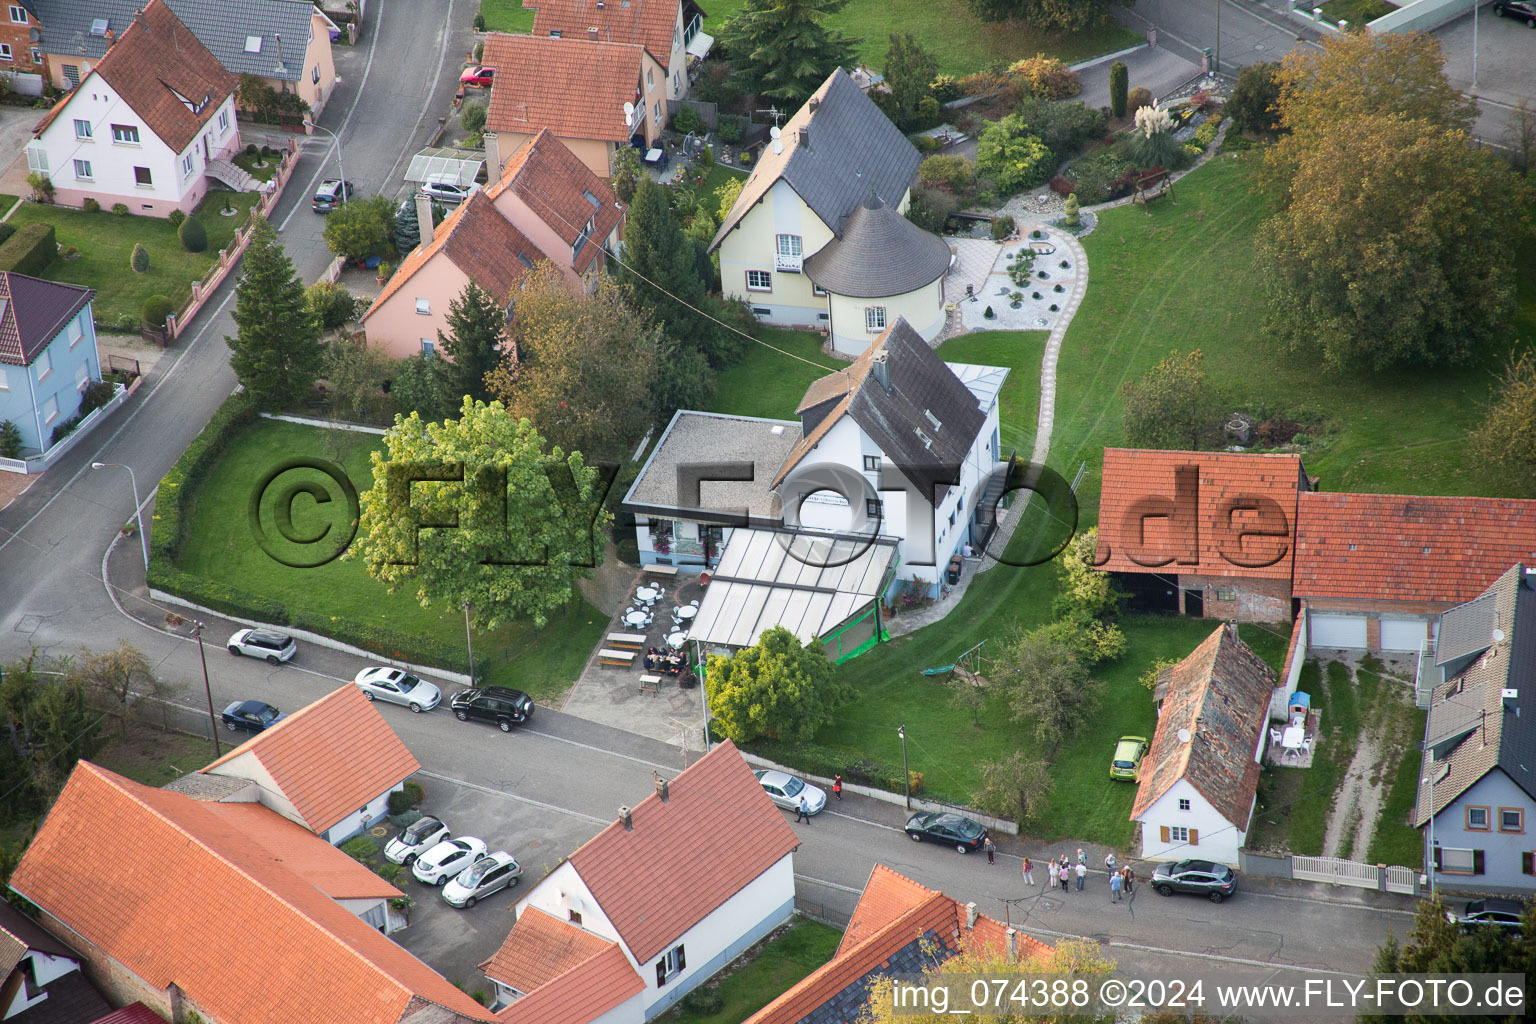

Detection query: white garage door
xmin=1380 ymin=617 xmax=1428 ymax=653
xmin=1310 ymin=614 xmax=1367 ymax=649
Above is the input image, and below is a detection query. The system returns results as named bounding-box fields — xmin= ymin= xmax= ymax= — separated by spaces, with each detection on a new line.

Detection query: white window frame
xmin=1168 ymin=825 xmax=1190 ymax=843
xmin=745 ymin=269 xmax=771 ymax=292
xmin=74 ymin=362 xmax=89 ymax=391
xmin=415 ymin=298 xmax=430 ymax=315
xmin=42 ymin=394 xmax=58 ymax=424
xmin=68 ymin=317 xmax=84 ymax=348
xmin=8 ymin=5 xmax=26 ymax=24
xmin=656 ymin=944 xmax=685 ymax=985
xmin=420 ymin=338 xmax=435 ymax=356
xmin=73 ymin=158 xmax=92 ymax=180
xmin=864 ymin=306 xmax=887 ymax=333
xmin=1440 ymin=847 xmax=1477 ymax=875
xmin=30 ymin=45 xmax=39 ymax=64
xmin=646 ymin=68 xmax=653 ymax=91
xmin=181 ymin=153 xmax=195 ymax=178
xmin=133 ymin=165 xmax=152 ymax=187
xmin=313 ymin=64 xmax=321 ymax=84
xmin=34 ymin=349 xmax=52 ymax=382
xmin=0 ymin=43 xmax=12 ymax=62
xmin=74 ymin=119 xmax=92 ymax=140
xmin=1500 ymin=808 xmax=1524 ymax=834
xmin=111 ymin=123 xmax=140 ymax=144
xmin=775 ymin=234 xmax=802 ymax=257
xmin=218 ymin=109 xmax=230 ymax=134
xmin=0 ymin=366 xmax=9 ymax=391
xmin=653 ymin=101 xmax=661 ymax=121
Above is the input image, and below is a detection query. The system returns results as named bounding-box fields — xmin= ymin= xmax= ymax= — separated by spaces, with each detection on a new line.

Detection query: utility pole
xmin=1472 ymin=0 xmax=1479 ymax=90
xmin=1214 ymin=0 xmax=1221 ymax=75
xmin=1422 ymin=769 xmax=1436 ymax=897
xmin=897 ymin=725 xmax=910 ymax=811
xmin=194 ymin=621 xmax=221 ymax=756
xmin=463 ymin=602 xmax=475 ymax=683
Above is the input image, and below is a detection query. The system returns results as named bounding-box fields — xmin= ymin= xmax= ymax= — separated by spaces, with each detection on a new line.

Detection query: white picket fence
xmin=1292 ymin=855 xmax=1383 ymax=889
xmin=1385 ymin=864 xmax=1418 ymax=895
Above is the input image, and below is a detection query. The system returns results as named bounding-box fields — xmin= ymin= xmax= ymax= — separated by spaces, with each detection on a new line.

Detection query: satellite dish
xmin=622 ymin=101 xmax=635 ymax=121
xmin=1493 ymin=628 xmax=1506 ymax=643
xmin=1177 ymin=728 xmax=1192 ymax=743
xmin=769 ymin=126 xmax=783 ymax=154
xmin=770 ymin=126 xmax=781 ymax=139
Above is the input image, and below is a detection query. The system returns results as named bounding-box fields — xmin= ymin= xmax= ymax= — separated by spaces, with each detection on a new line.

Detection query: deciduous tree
xmin=323 ymin=337 xmax=395 ymax=423
xmin=0 ymin=652 xmax=102 ymax=818
xmin=995 ymin=626 xmax=1100 ymax=753
xmin=1469 ymin=349 xmax=1536 ymax=478
xmin=1119 ymin=348 xmax=1214 ymax=450
xmin=706 ymin=626 xmax=849 ymax=743
xmin=350 ymin=399 xmax=610 ymax=628
xmin=227 ymin=217 xmax=323 ymax=409
xmin=437 ymin=280 xmax=508 ymax=402
xmin=485 ymin=265 xmax=657 ymax=459
xmin=964 ymin=0 xmax=1128 ymax=32
xmin=717 ymin=0 xmax=857 ymax=109
xmin=322 ymin=195 xmax=396 ymax=263
xmin=1226 ymin=60 xmax=1281 ymax=135
xmin=883 ymin=32 xmax=939 ymax=129
xmin=388 ymin=352 xmax=459 ymax=423
xmin=70 ymin=641 xmax=184 ymax=738
xmin=975 ymin=751 xmax=1053 ymax=824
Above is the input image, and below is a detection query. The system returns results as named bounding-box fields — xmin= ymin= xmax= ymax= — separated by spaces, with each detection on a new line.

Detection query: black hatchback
xmin=904 ymin=812 xmax=988 ymax=853
xmin=451 ymin=686 xmax=534 ymax=732
xmin=1151 ymin=860 xmax=1237 ymax=902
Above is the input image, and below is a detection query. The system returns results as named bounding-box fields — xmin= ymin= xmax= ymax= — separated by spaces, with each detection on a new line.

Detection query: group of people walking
xmin=1020 ymin=848 xmax=1136 ymax=901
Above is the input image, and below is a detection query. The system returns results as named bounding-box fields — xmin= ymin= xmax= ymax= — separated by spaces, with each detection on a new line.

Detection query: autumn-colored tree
xmin=485 ymin=264 xmax=658 ymax=459
xmin=706 ymin=626 xmax=849 ymax=743
xmin=71 ymin=641 xmax=185 ymax=738
xmin=1119 ymin=349 xmax=1214 ymax=450
xmin=1257 ymin=114 xmax=1527 ymax=370
xmin=1469 ymin=348 xmax=1536 ymax=478
xmin=349 ymin=399 xmax=610 ymax=628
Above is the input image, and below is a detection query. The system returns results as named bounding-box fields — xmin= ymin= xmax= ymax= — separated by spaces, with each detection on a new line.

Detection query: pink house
xmin=363 ymin=131 xmax=625 ymax=361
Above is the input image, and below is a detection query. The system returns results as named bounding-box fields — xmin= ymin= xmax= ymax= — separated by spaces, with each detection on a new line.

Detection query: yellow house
xmin=712 ymin=69 xmax=948 ymax=357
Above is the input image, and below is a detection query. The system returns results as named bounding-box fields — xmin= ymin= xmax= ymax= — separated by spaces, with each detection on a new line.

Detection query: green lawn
xmin=9 ymin=192 xmax=263 ymax=327
xmin=1367 ymin=705 xmax=1428 ymax=869
xmin=702 ymin=0 xmax=1142 ymax=76
xmin=479 ymin=0 xmax=535 ymax=33
xmin=0 ymin=194 xmax=18 ymax=216
xmin=233 ymin=151 xmax=280 ymax=182
xmin=711 ymin=328 xmax=842 ymax=420
xmin=173 ymin=419 xmax=608 ymax=702
xmin=1049 ymin=151 xmax=1535 ymax=513
xmin=660 ymin=918 xmax=843 ymax=1024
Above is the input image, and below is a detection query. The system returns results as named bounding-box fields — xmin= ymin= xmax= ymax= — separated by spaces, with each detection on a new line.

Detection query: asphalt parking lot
xmin=390 ymin=772 xmax=609 ymax=994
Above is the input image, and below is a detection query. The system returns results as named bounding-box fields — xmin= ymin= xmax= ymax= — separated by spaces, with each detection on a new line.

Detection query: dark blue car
xmin=221 ymin=699 xmax=286 ymax=733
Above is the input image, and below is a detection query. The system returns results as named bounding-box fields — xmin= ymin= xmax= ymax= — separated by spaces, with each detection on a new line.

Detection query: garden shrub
xmin=1064 ymin=147 xmax=1133 ymax=204
xmin=958 ymin=69 xmax=1008 ymax=97
xmin=912 ymin=134 xmax=940 ymax=153
xmin=975 ymin=114 xmax=1053 ymax=193
xmin=916 ymin=95 xmax=941 ymax=128
xmin=473 ymin=11 xmax=485 ymax=30
xmin=1014 ymin=99 xmax=1104 ymax=159
xmin=0 ymin=223 xmax=55 ymax=275
xmin=990 ymin=214 xmax=1015 ymax=240
xmin=83 ymin=198 xmax=102 ymax=214
xmin=1123 ymin=103 xmax=1182 ymax=170
xmin=918 ymin=153 xmax=975 ymax=193
xmin=906 ymin=183 xmax=958 ymax=233
xmin=1007 ymin=54 xmax=1080 ymax=100
xmin=1109 ymin=61 xmax=1128 ymax=118
xmin=0 ymin=420 xmax=22 ymax=458
xmin=340 ymin=836 xmax=378 ymax=861
xmin=111 ymin=203 xmax=129 ymax=216
xmin=1192 ymin=113 xmax=1223 ymax=149
xmin=167 ymin=208 xmax=185 ymax=229
xmin=0 ymin=224 xmax=13 ymax=247
xmin=79 ymin=379 xmax=116 ymax=415
xmin=1126 ymin=86 xmax=1152 ymax=113
xmin=1048 ymin=176 xmax=1075 ymax=197
xmin=305 ymin=280 xmax=360 ymax=330
xmin=671 ymin=104 xmax=703 ymax=134
xmin=717 ymin=118 xmax=740 ymax=144
xmin=142 ymin=294 xmax=173 ymax=327
xmin=615 ymin=536 xmax=640 ymax=564
xmin=402 ymin=780 xmax=425 ymax=805
xmin=683 ymin=989 xmax=724 ymax=1015
xmin=387 ymin=790 xmax=416 ymax=815
xmin=473 ymin=40 xmax=484 ymax=63
xmin=930 ymin=74 xmax=961 ymax=103
xmin=179 ymin=215 xmax=208 ymax=253
xmin=460 ymin=102 xmax=487 ymax=133
xmin=1227 ymin=61 xmax=1280 ymax=135
xmin=130 ymin=243 xmax=149 ymax=273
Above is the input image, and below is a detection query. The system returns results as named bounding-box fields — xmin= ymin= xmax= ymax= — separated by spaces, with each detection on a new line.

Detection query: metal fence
xmin=1240 ymin=848 xmax=1422 ymax=896
xmin=795 ymin=897 xmax=852 ymax=929
xmin=667 ymin=97 xmax=719 ymax=130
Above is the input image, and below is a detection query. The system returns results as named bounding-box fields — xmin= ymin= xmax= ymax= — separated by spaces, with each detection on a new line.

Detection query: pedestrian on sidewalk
xmin=796 ymin=796 xmax=811 ymax=823
xmin=1104 ymin=852 xmax=1116 ymax=873
xmin=1060 ymin=857 xmax=1071 ymax=893
xmin=984 ymin=836 xmax=996 ymax=864
xmin=1122 ymin=866 xmax=1135 ymax=895
xmin=1110 ymin=871 xmax=1123 ymax=903
xmin=1076 ymin=848 xmax=1086 ymax=866
xmin=1074 ymin=862 xmax=1086 ymax=891
xmin=833 ymin=774 xmax=843 ymax=800
xmin=1023 ymin=857 xmax=1035 ymax=886
xmin=1047 ymin=860 xmax=1058 ymax=889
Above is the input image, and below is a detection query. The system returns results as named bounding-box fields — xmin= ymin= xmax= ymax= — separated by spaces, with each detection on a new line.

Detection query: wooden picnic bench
xmin=645 ymin=564 xmax=679 ymax=578
xmin=1132 ymin=170 xmax=1174 ymax=210
xmin=597 ymin=648 xmax=636 ymax=668
xmin=638 ymin=674 xmax=662 ymax=695
xmin=607 ymin=632 xmax=647 ymax=651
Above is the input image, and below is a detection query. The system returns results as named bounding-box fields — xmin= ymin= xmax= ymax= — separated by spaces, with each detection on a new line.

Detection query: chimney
xmin=870 ymin=350 xmax=890 ymax=392
xmin=619 ymin=805 xmax=633 ymax=830
xmin=798 ymin=127 xmax=809 ymax=149
xmin=654 ymin=773 xmax=669 ymax=802
xmin=964 ymin=901 xmax=978 ymax=929
xmin=808 ymin=97 xmax=819 ymax=112
xmin=589 ymin=26 xmax=600 ymax=40
xmin=414 ymin=192 xmax=436 ymax=248
xmin=1227 ymin=620 xmax=1240 ymax=643
xmin=1005 ymin=927 xmax=1018 ymax=961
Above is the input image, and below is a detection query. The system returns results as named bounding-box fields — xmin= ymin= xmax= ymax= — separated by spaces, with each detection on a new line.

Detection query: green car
xmin=1110 ymin=736 xmax=1148 ymax=781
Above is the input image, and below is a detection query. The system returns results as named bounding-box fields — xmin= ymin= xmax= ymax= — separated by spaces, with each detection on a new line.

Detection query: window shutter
xmin=1433 ymin=848 xmax=1442 ymax=870
xmin=1159 ymin=826 xmax=1170 ymax=844
xmin=1473 ymin=850 xmax=1484 ymax=875
xmin=1188 ymin=829 xmax=1199 ymax=846
xmin=1522 ymin=852 xmax=1533 ymax=876
xmin=656 ymin=959 xmax=667 ymax=987
xmin=675 ymin=945 xmax=686 ymax=972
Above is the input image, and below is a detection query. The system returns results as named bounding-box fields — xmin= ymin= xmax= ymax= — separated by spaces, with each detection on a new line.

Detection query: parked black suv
xmin=1151 ymin=860 xmax=1237 ymax=902
xmin=451 ymin=686 xmax=534 ymax=732
xmin=1494 ymin=1 xmax=1536 ymax=25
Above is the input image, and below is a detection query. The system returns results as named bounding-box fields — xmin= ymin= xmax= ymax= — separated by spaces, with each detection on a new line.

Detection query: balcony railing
xmin=774 ymin=253 xmax=802 ymax=273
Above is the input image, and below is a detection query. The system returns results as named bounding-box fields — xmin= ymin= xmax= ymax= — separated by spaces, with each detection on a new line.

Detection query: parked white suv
xmin=226 ymin=628 xmax=297 ymax=664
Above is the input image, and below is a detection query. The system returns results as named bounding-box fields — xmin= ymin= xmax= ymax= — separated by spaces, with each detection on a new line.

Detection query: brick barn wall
xmin=1179 ymin=573 xmax=1292 ymax=622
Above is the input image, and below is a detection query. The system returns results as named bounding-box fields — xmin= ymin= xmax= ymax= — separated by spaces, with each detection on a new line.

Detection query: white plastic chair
xmin=1269 ymin=728 xmax=1282 ymax=747
xmin=1301 ymin=736 xmax=1313 ymax=754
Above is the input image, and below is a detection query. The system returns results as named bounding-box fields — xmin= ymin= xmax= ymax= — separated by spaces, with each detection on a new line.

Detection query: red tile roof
xmin=366 ymin=190 xmax=548 ymax=323
xmin=481 ymin=907 xmax=645 ymax=1024
xmin=482 ymin=33 xmax=645 ymax=143
xmin=1294 ymin=491 xmax=1536 ymax=604
xmin=206 ymin=802 xmax=402 ymax=900
xmin=89 ymin=1005 xmax=166 ymax=1024
xmin=480 ymin=906 xmax=611 ymax=991
xmin=566 ymin=740 xmax=799 ymax=963
xmin=1095 ymin=449 xmax=1308 ymax=581
xmin=10 ymin=762 xmax=494 ymax=1024
xmin=1131 ymin=626 xmax=1275 ymax=827
xmin=201 ymin=684 xmax=420 ymax=835
xmin=526 ymin=0 xmax=680 ymax=67
xmin=745 ymin=866 xmax=1050 ymax=1024
xmin=85 ymin=0 xmax=236 ymax=153
xmin=0 ymin=272 xmax=96 ymax=366
xmin=487 ymin=128 xmax=625 ymax=274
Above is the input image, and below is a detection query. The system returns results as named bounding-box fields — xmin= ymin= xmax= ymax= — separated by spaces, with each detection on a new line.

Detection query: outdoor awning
xmin=685 ymin=31 xmax=714 ymax=61
xmin=686 ymin=529 xmax=896 ymax=649
xmin=404 ymin=148 xmax=486 ymax=186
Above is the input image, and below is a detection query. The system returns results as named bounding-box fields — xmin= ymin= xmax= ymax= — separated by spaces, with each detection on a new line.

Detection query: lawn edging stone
xmin=737 ymin=749 xmax=1020 ymax=835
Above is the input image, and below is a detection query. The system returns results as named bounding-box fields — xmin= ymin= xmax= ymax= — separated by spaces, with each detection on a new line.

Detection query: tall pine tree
xmin=226 ymin=217 xmax=322 ymax=410
xmin=717 ymin=0 xmax=857 ymax=109
xmin=437 ymin=280 xmax=507 ymax=402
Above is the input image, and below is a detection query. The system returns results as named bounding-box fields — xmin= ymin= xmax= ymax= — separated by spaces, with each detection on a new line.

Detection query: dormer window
xmin=924 ymin=409 xmax=942 ymax=431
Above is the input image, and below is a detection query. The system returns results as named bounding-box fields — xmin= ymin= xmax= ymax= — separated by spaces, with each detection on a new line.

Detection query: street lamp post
xmin=1214 ymin=0 xmax=1221 ymax=75
xmin=897 ymin=725 xmax=910 ymax=811
xmin=1472 ymin=0 xmax=1479 ymax=89
xmin=1422 ymin=770 xmax=1436 ymax=897
xmin=463 ymin=602 xmax=475 ymax=683
xmin=193 ymin=621 xmax=222 ymax=757
xmin=91 ymin=462 xmax=148 ymax=570
xmin=305 ymin=118 xmax=348 ymax=204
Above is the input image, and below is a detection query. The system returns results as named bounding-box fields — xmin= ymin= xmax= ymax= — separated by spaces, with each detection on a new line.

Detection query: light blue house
xmin=0 ymin=273 xmax=100 ymax=458
xmin=1415 ymin=563 xmax=1536 ymax=894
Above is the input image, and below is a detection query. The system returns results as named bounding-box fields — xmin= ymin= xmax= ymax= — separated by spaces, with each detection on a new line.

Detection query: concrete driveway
xmin=0 ymin=103 xmax=45 ymax=205
xmin=1435 ymin=6 xmax=1536 ymax=150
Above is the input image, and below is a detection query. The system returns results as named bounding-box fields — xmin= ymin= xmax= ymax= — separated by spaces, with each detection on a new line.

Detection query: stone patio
xmin=959 ymin=228 xmax=1082 ymax=333
xmin=1265 ymin=709 xmax=1322 ymax=769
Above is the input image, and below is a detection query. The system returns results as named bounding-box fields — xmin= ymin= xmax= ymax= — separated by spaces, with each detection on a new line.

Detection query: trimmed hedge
xmin=146 ymin=392 xmax=258 ymax=578
xmin=0 ymin=223 xmax=56 ymax=276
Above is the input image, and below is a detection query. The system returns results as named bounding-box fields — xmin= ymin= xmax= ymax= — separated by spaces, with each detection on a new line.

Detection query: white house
xmin=481 ymin=740 xmax=799 ymax=1021
xmin=0 ymin=901 xmax=111 ymax=1021
xmin=173 ymin=684 xmax=422 ymax=845
xmin=25 ymin=0 xmax=241 ymax=218
xmin=1131 ymin=624 xmax=1276 ymax=866
xmin=712 ymin=69 xmax=948 ymax=357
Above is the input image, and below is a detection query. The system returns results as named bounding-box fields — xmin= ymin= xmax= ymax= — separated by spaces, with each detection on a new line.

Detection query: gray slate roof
xmin=1435 ymin=590 xmax=1498 ymax=675
xmin=1416 ymin=563 xmax=1536 ymax=826
xmin=792 ymin=932 xmax=940 ymax=1024
xmin=711 ymin=68 xmax=921 ymax=250
xmin=775 ymin=319 xmax=986 ymax=504
xmin=0 ymin=273 xmax=95 ymax=367
xmin=32 ymin=0 xmax=317 ymax=82
xmin=803 ymin=193 xmax=950 ymax=299
xmin=623 ymin=410 xmax=799 ymax=524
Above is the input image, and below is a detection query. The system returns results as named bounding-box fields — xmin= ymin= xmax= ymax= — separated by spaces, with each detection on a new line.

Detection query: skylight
xmin=90 ymin=18 xmax=110 ymax=37
xmin=244 ymin=35 xmax=262 ymax=53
